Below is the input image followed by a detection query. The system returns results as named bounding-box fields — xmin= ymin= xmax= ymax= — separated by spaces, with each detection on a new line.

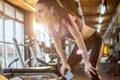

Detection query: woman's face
xmin=36 ymin=3 xmax=51 ymax=23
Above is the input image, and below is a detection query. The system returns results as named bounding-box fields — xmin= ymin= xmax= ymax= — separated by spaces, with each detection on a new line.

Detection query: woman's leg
xmin=67 ymin=44 xmax=82 ymax=71
xmin=62 ymin=32 xmax=103 ymax=80
xmin=84 ymin=32 xmax=103 ymax=80
xmin=62 ymin=44 xmax=82 ymax=80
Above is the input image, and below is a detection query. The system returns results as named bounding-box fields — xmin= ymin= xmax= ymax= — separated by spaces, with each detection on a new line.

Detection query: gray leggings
xmin=66 ymin=32 xmax=103 ymax=80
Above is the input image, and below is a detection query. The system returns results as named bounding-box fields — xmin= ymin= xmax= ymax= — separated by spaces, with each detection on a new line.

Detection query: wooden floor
xmin=11 ymin=63 xmax=120 ymax=80
xmin=72 ymin=63 xmax=120 ymax=80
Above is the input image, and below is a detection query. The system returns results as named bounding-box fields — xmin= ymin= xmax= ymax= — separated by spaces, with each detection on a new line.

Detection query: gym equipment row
xmin=0 ymin=37 xmax=60 ymax=80
xmin=106 ymin=32 xmax=120 ymax=76
xmin=0 ymin=34 xmax=76 ymax=80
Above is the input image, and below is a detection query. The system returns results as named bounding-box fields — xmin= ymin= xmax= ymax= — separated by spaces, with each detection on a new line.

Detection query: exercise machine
xmin=0 ymin=38 xmax=60 ymax=80
xmin=24 ymin=36 xmax=49 ymax=67
xmin=1 ymin=65 xmax=59 ymax=80
xmin=106 ymin=33 xmax=120 ymax=76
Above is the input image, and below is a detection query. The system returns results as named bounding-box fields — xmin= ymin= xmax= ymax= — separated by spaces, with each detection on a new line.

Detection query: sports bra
xmin=53 ymin=24 xmax=72 ymax=38
xmin=53 ymin=17 xmax=83 ymax=39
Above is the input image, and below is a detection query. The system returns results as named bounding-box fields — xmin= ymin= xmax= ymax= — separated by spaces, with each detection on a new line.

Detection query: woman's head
xmin=37 ymin=0 xmax=54 ymax=9
xmin=36 ymin=0 xmax=61 ymax=23
xmin=36 ymin=0 xmax=73 ymax=26
xmin=36 ymin=0 xmax=51 ymax=23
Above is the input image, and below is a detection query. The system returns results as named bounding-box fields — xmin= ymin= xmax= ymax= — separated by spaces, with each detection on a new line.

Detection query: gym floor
xmin=72 ymin=63 xmax=120 ymax=80
xmin=27 ymin=63 xmax=120 ymax=80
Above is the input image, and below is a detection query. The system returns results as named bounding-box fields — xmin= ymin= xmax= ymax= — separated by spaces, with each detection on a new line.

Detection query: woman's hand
xmin=84 ymin=61 xmax=96 ymax=78
xmin=60 ymin=62 xmax=71 ymax=76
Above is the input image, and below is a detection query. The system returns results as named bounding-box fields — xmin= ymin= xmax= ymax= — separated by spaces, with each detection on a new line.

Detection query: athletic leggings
xmin=63 ymin=32 xmax=103 ymax=80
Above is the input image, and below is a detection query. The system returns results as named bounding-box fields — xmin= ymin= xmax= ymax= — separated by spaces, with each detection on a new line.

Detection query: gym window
xmin=0 ymin=1 xmax=24 ymax=68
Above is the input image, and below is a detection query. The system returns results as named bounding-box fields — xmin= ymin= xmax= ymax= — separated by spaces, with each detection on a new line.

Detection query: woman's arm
xmin=67 ymin=14 xmax=96 ymax=78
xmin=47 ymin=25 xmax=66 ymax=64
xmin=67 ymin=15 xmax=89 ymax=62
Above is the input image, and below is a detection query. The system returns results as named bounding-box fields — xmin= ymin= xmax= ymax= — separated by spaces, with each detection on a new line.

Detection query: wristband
xmin=76 ymin=48 xmax=85 ymax=55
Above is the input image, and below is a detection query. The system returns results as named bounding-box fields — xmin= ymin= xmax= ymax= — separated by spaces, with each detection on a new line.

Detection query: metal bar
xmin=103 ymin=3 xmax=120 ymax=38
xmin=3 ymin=69 xmax=59 ymax=80
xmin=29 ymin=46 xmax=39 ymax=66
xmin=5 ymin=73 xmax=59 ymax=80
xmin=0 ymin=41 xmax=25 ymax=46
xmin=13 ymin=38 xmax=25 ymax=68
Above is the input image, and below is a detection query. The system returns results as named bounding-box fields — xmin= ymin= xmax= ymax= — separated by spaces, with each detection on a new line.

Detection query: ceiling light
xmin=99 ymin=16 xmax=103 ymax=23
xmin=98 ymin=24 xmax=101 ymax=29
xmin=99 ymin=5 xmax=106 ymax=14
xmin=97 ymin=24 xmax=101 ymax=33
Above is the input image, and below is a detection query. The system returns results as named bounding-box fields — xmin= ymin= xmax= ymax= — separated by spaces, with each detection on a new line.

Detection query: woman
xmin=36 ymin=0 xmax=103 ymax=80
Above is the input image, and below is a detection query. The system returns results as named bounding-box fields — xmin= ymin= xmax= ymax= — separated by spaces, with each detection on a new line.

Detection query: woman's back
xmin=59 ymin=14 xmax=96 ymax=40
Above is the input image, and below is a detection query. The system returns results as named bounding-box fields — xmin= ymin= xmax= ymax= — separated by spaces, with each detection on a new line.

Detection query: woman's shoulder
xmin=68 ymin=13 xmax=83 ymax=24
xmin=68 ymin=13 xmax=77 ymax=21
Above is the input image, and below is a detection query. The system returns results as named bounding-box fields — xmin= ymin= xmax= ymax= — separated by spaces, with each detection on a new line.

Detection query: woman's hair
xmin=37 ymin=0 xmax=73 ymax=25
xmin=37 ymin=0 xmax=56 ymax=9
